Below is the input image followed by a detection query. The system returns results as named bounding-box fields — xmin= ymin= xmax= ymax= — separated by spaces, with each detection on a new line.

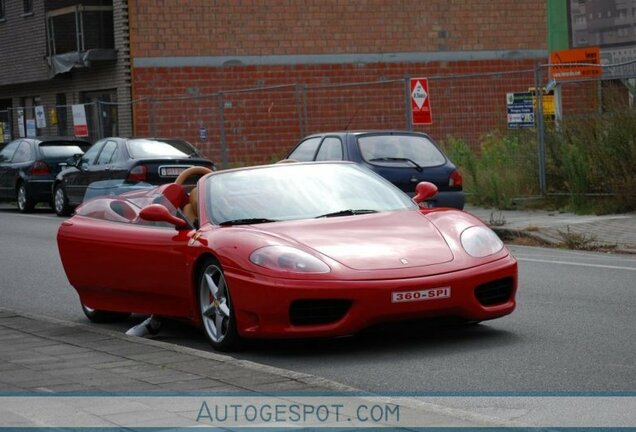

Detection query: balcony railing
xmin=46 ymin=4 xmax=116 ymax=75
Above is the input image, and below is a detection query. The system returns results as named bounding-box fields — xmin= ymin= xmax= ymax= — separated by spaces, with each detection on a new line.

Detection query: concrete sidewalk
xmin=0 ymin=308 xmax=509 ymax=428
xmin=465 ymin=205 xmax=636 ymax=254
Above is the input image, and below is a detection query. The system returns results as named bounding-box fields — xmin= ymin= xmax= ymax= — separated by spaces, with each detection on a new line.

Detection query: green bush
xmin=443 ymin=132 xmax=538 ymax=209
xmin=444 ymin=104 xmax=636 ymax=214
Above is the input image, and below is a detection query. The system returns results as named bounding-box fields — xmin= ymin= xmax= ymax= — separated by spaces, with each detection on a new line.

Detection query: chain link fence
xmin=137 ymin=69 xmax=539 ymax=166
xmin=3 ymin=61 xmax=634 ymax=206
xmin=0 ymin=102 xmax=112 ymax=144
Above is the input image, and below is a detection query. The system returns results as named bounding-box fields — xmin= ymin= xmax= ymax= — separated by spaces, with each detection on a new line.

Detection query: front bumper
xmin=225 ymin=254 xmax=517 ymax=339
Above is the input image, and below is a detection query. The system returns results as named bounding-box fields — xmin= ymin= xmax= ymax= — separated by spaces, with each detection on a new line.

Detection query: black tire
xmin=53 ymin=184 xmax=72 ymax=216
xmin=198 ymin=257 xmax=240 ymax=351
xmin=16 ymin=182 xmax=35 ymax=213
xmin=81 ymin=303 xmax=131 ymax=323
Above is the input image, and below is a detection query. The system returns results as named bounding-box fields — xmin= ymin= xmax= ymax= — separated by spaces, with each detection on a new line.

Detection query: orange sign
xmin=549 ymin=47 xmax=601 ymax=80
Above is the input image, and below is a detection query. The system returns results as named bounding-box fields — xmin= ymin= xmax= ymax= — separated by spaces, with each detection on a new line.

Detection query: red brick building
xmin=128 ymin=0 xmax=548 ymax=166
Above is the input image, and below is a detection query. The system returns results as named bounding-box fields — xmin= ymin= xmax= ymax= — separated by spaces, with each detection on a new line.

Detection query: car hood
xmin=260 ymin=210 xmax=454 ymax=270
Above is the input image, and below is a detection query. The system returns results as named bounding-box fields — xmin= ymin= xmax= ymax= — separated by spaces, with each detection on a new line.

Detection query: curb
xmin=0 ymin=306 xmax=524 ymax=427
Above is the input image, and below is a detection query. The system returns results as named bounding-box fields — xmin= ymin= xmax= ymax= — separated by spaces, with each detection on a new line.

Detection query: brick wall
xmin=130 ymin=0 xmax=547 ymax=57
xmin=129 ymin=0 xmax=548 ymax=165
xmin=133 ymin=59 xmax=539 ymax=166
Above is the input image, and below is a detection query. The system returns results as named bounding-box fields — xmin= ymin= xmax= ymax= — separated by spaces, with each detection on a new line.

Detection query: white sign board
xmin=72 ymin=104 xmax=89 ymax=137
xmin=17 ymin=108 xmax=25 ymax=138
xmin=35 ymin=106 xmax=47 ymax=128
xmin=26 ymin=119 xmax=37 ymax=138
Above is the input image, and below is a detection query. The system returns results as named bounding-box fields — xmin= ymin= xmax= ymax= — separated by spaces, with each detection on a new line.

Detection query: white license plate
xmin=160 ymin=166 xmax=189 ymax=177
xmin=391 ymin=287 xmax=451 ymax=303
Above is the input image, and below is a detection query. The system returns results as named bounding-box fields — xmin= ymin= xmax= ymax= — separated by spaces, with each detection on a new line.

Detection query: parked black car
xmin=285 ymin=130 xmax=464 ymax=209
xmin=0 ymin=137 xmax=91 ymax=212
xmin=53 ymin=137 xmax=215 ymax=216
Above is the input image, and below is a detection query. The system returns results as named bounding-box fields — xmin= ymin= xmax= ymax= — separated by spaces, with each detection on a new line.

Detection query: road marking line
xmin=517 ymin=257 xmax=636 ymax=271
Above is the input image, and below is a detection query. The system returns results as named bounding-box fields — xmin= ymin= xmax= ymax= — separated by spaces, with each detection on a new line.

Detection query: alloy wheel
xmin=199 ymin=264 xmax=231 ymax=343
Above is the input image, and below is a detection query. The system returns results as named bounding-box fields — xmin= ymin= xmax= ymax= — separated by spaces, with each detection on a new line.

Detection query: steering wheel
xmin=174 ymin=166 xmax=213 ymax=185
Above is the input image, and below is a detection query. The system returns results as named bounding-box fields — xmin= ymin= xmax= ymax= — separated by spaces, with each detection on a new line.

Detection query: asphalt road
xmin=1 ymin=205 xmax=635 ymax=392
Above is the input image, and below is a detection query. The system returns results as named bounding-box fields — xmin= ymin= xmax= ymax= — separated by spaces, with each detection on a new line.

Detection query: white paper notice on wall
xmin=72 ymin=104 xmax=89 ymax=137
xmin=35 ymin=106 xmax=47 ymax=129
xmin=17 ymin=108 xmax=25 ymax=138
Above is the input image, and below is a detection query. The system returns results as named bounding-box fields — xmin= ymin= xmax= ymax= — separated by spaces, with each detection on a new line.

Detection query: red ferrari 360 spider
xmin=57 ymin=162 xmax=517 ymax=351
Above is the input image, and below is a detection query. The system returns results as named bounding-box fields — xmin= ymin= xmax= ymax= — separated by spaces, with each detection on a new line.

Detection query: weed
xmin=556 ymin=226 xmax=598 ymax=250
xmin=488 ymin=211 xmax=506 ymax=226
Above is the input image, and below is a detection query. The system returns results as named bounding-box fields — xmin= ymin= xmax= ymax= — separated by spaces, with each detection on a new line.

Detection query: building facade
xmin=0 ymin=0 xmax=132 ymax=144
xmin=3 ymin=0 xmax=553 ymax=165
xmin=128 ymin=0 xmax=548 ymax=165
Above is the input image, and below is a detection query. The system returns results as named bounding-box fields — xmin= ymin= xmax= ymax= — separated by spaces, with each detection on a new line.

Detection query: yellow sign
xmin=528 ymin=88 xmax=555 ymax=116
xmin=0 ymin=123 xmax=4 ymax=144
xmin=49 ymin=108 xmax=58 ymax=126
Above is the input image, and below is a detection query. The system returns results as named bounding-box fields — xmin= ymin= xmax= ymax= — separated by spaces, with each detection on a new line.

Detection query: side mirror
xmin=139 ymin=204 xmax=188 ymax=228
xmin=412 ymin=181 xmax=438 ymax=204
xmin=69 ymin=154 xmax=83 ymax=168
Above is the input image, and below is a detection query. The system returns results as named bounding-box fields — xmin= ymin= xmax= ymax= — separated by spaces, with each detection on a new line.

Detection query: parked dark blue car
xmin=0 ymin=137 xmax=90 ymax=212
xmin=285 ymin=131 xmax=464 ymax=209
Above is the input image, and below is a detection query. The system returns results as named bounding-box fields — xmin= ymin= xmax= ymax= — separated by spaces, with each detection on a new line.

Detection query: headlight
xmin=460 ymin=226 xmax=504 ymax=257
xmin=250 ymin=245 xmax=331 ymax=273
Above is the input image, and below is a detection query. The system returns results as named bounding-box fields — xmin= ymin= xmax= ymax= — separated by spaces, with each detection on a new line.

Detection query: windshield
xmin=358 ymin=134 xmax=446 ymax=168
xmin=39 ymin=143 xmax=86 ymax=158
xmin=127 ymin=138 xmax=198 ymax=159
xmin=204 ymin=163 xmax=416 ymax=225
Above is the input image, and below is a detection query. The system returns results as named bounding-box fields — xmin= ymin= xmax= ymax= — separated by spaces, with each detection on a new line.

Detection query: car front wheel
xmin=16 ymin=183 xmax=35 ymax=213
xmin=81 ymin=303 xmax=130 ymax=323
xmin=198 ymin=258 xmax=240 ymax=351
xmin=54 ymin=184 xmax=72 ymax=216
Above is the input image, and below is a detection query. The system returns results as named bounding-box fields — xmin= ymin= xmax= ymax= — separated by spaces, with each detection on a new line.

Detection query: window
xmin=12 ymin=141 xmax=33 ymax=163
xmin=23 ymin=0 xmax=32 ymax=15
xmin=96 ymin=141 xmax=118 ymax=165
xmin=315 ymin=137 xmax=344 ymax=161
xmin=0 ymin=0 xmax=6 ymax=20
xmin=0 ymin=141 xmax=19 ymax=163
xmin=81 ymin=142 xmax=104 ymax=166
xmin=288 ymin=137 xmax=321 ymax=161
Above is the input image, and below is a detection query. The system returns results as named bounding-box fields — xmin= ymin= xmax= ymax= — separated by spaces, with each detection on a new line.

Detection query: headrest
xmin=157 ymin=183 xmax=189 ymax=209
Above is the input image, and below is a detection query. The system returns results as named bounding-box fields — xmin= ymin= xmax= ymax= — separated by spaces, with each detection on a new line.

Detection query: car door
xmin=0 ymin=141 xmax=21 ymax=199
xmin=104 ymin=140 xmax=130 ymax=180
xmin=10 ymin=140 xmax=35 ymax=183
xmin=58 ymin=197 xmax=195 ymax=317
xmin=314 ymin=136 xmax=345 ymax=161
xmin=287 ymin=137 xmax=322 ymax=161
xmin=64 ymin=140 xmax=105 ymax=203
xmin=93 ymin=139 xmax=119 ymax=182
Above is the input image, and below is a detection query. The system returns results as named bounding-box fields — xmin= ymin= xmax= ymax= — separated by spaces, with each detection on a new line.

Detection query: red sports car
xmin=57 ymin=162 xmax=517 ymax=351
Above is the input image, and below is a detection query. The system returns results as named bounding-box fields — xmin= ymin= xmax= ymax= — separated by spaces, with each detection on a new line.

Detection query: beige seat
xmin=182 ymin=187 xmax=198 ymax=222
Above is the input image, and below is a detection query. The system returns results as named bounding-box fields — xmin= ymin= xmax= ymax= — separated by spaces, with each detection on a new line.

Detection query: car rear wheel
xmin=16 ymin=183 xmax=35 ymax=213
xmin=81 ymin=303 xmax=130 ymax=323
xmin=54 ymin=184 xmax=72 ymax=216
xmin=198 ymin=258 xmax=240 ymax=351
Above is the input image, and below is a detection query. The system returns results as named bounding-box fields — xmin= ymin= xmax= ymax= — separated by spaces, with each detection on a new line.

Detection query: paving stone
xmin=219 ymin=372 xmax=290 ymax=388
xmin=125 ymin=350 xmax=208 ymax=365
xmin=0 ymin=369 xmax=50 ymax=385
xmin=27 ymin=383 xmax=93 ymax=392
xmin=92 ymin=360 xmax=143 ymax=370
xmin=56 ymin=351 xmax=123 ymax=365
xmin=33 ymin=344 xmax=94 ymax=356
xmin=90 ymin=381 xmax=162 ymax=392
xmin=139 ymin=371 xmax=202 ymax=385
xmin=152 ymin=378 xmax=230 ymax=391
